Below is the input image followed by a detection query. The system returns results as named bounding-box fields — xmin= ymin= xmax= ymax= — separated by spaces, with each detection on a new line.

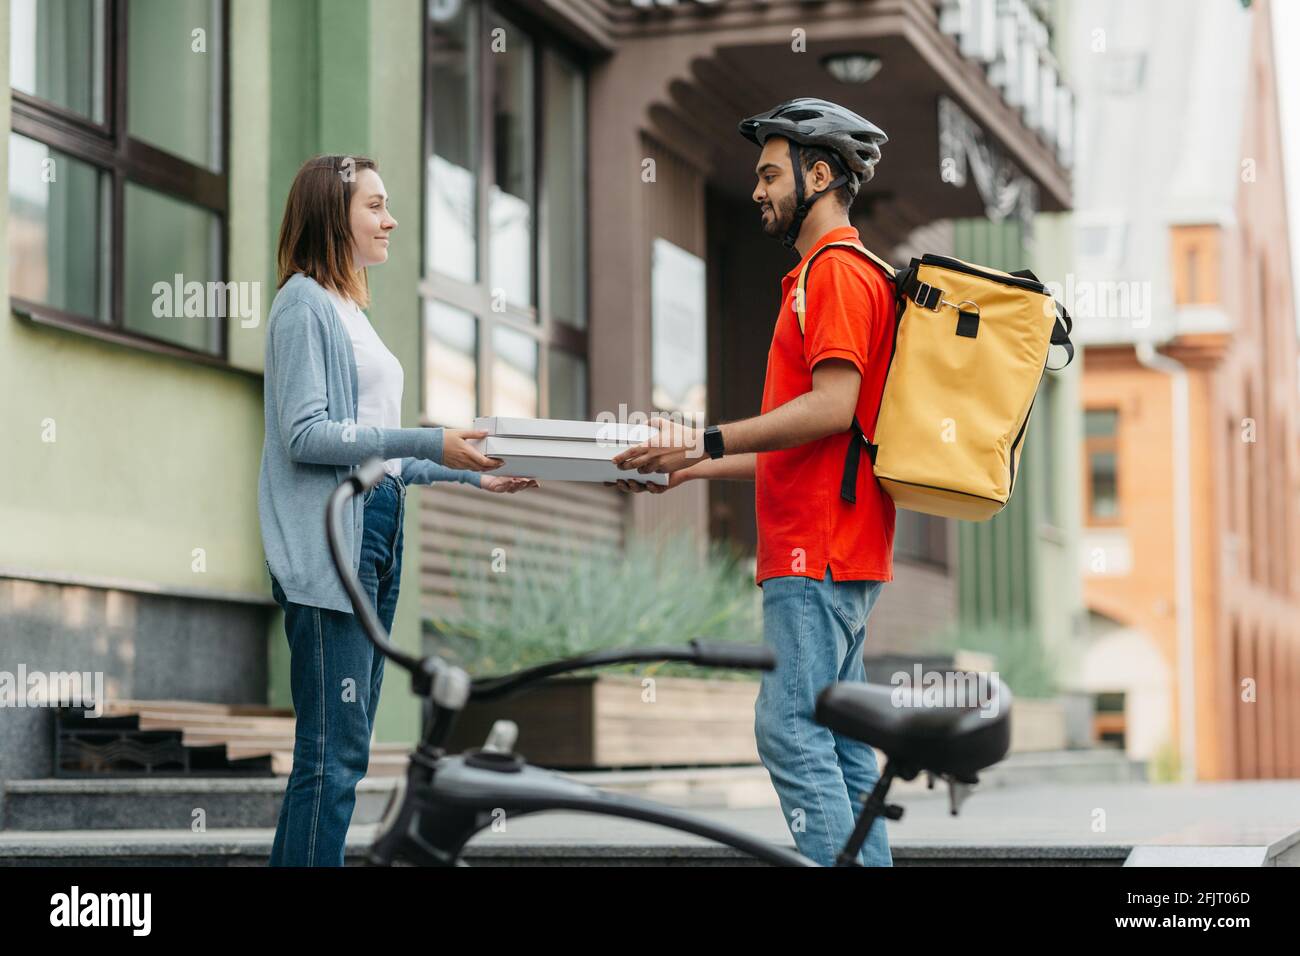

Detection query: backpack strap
xmin=1046 ymin=299 xmax=1075 ymax=370
xmin=1009 ymin=269 xmax=1075 ymax=370
xmin=791 ymin=239 xmax=895 ymax=504
xmin=793 ymin=240 xmax=896 ymax=334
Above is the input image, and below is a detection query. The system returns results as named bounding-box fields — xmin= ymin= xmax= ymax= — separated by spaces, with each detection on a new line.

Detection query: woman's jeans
xmin=267 ymin=473 xmax=405 ymax=866
xmin=755 ymin=567 xmax=892 ymax=867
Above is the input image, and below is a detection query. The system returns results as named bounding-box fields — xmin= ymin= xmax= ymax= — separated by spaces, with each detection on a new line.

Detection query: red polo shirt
xmin=754 ymin=225 xmax=897 ymax=585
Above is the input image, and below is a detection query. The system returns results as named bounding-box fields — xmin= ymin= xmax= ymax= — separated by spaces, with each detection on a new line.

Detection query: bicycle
xmin=328 ymin=459 xmax=1013 ymax=867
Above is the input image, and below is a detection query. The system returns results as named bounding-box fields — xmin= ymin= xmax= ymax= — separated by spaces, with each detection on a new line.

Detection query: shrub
xmin=932 ymin=619 xmax=1061 ymax=699
xmin=426 ymin=531 xmax=764 ymax=680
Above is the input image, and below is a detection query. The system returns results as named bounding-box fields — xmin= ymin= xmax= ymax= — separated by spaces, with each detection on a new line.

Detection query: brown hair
xmin=276 ymin=154 xmax=378 ymax=308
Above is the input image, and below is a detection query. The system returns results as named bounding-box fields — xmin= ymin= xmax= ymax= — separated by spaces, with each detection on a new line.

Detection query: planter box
xmin=444 ymin=674 xmax=759 ymax=768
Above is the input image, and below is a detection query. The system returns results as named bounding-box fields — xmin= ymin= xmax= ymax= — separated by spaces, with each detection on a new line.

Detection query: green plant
xmin=933 ymin=620 xmax=1061 ymax=699
xmin=425 ymin=531 xmax=765 ymax=680
xmin=1148 ymin=738 xmax=1181 ymax=783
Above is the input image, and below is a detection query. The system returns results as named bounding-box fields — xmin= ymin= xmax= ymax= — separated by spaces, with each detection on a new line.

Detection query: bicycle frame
xmin=328 ymin=460 xmax=902 ymax=867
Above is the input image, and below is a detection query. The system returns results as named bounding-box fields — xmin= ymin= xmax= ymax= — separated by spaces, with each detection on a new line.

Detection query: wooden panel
xmin=418 ymin=480 xmax=626 ymax=618
xmin=442 ymin=674 xmax=760 ymax=769
xmin=592 ymin=675 xmax=759 ymax=766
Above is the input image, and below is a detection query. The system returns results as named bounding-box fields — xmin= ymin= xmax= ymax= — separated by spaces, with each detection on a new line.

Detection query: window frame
xmin=419 ymin=0 xmax=588 ymax=427
xmin=1083 ymin=406 xmax=1121 ymax=526
xmin=9 ymin=0 xmax=233 ymax=369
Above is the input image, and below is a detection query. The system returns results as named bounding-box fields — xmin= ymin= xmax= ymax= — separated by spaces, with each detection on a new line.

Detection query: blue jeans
xmin=755 ymin=566 xmax=892 ymax=867
xmin=267 ymin=472 xmax=405 ymax=866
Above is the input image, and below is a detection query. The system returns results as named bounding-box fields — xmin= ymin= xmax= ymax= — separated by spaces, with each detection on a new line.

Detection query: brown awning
xmin=590 ymin=0 xmax=1072 ymax=245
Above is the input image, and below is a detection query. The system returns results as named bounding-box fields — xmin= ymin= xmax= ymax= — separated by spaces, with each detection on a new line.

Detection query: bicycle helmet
xmin=739 ymin=97 xmax=888 ymax=247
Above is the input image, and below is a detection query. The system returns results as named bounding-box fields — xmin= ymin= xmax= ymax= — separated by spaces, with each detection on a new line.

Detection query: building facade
xmin=1070 ymin=0 xmax=1300 ymax=779
xmin=1 ymin=0 xmax=1080 ymax=788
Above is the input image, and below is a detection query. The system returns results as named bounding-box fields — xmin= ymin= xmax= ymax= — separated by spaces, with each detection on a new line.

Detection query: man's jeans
xmin=267 ymin=473 xmax=405 ymax=866
xmin=755 ymin=567 xmax=892 ymax=867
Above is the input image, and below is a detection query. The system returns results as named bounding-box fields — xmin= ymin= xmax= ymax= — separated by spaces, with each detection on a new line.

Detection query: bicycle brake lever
xmin=426 ymin=658 xmax=471 ymax=710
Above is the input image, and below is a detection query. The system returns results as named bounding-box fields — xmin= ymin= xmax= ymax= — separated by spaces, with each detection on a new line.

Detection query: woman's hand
xmin=480 ymin=475 xmax=540 ymax=493
xmin=442 ymin=429 xmax=504 ymax=471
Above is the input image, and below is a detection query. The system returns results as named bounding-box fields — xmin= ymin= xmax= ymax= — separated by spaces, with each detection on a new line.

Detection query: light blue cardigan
xmin=258 ymin=273 xmax=481 ymax=612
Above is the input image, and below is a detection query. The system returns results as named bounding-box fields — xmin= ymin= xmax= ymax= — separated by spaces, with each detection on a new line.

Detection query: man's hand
xmin=480 ymin=475 xmax=539 ymax=493
xmin=604 ymin=470 xmax=690 ymax=495
xmin=611 ymin=416 xmax=705 ymax=476
xmin=443 ymin=429 xmax=504 ymax=472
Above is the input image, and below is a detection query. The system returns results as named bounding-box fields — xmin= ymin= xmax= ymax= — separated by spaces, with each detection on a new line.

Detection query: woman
xmin=258 ymin=155 xmax=536 ymax=867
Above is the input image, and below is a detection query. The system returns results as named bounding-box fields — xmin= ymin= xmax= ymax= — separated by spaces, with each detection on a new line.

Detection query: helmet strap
xmin=781 ymin=140 xmax=849 ymax=249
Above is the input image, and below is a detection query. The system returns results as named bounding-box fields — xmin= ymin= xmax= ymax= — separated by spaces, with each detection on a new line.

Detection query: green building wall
xmin=255 ymin=0 xmax=428 ymax=743
xmin=952 ymin=215 xmax=1084 ymax=687
xmin=0 ymin=0 xmax=428 ymax=745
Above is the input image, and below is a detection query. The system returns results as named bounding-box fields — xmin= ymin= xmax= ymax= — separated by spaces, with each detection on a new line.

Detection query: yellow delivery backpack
xmin=794 ymin=241 xmax=1074 ymax=521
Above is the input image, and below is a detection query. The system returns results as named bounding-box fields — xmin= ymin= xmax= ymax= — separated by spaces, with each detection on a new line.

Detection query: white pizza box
xmin=468 ymin=435 xmax=668 ymax=485
xmin=473 ymin=416 xmax=659 ymax=446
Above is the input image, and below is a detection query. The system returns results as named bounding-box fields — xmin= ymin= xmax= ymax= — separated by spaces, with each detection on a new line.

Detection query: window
xmin=424 ymin=300 xmax=478 ymax=427
xmin=8 ymin=0 xmax=229 ymax=361
xmin=1185 ymin=245 xmax=1199 ymax=302
xmin=1084 ymin=408 xmax=1120 ymax=523
xmin=1170 ymin=224 xmax=1220 ymax=306
xmin=1093 ymin=691 xmax=1126 ymax=749
xmin=421 ymin=0 xmax=587 ymax=427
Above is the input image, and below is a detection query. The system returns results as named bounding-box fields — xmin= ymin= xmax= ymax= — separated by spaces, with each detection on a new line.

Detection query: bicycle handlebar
xmin=469 ymin=640 xmax=775 ymax=701
xmin=325 ymin=461 xmax=423 ymax=675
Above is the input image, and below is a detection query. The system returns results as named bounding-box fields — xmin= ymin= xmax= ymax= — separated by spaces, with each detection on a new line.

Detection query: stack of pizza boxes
xmin=468 ymin=417 xmax=667 ymax=485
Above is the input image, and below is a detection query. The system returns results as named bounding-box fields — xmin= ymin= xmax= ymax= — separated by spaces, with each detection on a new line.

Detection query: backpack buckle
xmin=913 ymin=280 xmax=944 ymax=311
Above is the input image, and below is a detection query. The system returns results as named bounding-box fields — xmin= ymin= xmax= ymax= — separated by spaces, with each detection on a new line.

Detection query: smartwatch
xmin=704 ymin=425 xmax=726 ymax=460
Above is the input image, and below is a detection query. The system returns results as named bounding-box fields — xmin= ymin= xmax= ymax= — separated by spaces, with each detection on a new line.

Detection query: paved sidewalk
xmin=455 ymin=779 xmax=1300 ymax=864
xmin=3 ymin=779 xmax=1296 ymax=866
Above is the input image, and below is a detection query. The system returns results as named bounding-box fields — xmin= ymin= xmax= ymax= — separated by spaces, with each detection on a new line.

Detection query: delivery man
xmin=613 ymin=98 xmax=896 ymax=866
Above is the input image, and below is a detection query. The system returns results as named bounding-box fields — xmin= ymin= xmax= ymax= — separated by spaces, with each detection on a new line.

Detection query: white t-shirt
xmin=326 ymin=289 xmax=404 ymax=477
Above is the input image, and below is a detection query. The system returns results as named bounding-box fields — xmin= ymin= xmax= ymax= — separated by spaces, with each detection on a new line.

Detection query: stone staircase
xmin=0 ymin=748 xmax=1166 ymax=866
xmin=54 ymin=699 xmax=409 ymax=777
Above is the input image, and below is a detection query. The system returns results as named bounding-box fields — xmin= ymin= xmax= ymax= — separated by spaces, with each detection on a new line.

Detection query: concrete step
xmin=1 ymin=776 xmax=399 ymax=831
xmin=1 ymin=748 xmax=1145 ymax=831
xmin=0 ymin=825 xmax=1131 ymax=867
xmin=5 ymin=779 xmax=1297 ymax=867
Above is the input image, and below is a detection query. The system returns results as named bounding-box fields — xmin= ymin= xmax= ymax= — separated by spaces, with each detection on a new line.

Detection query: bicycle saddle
xmin=814 ymin=675 xmax=1012 ymax=778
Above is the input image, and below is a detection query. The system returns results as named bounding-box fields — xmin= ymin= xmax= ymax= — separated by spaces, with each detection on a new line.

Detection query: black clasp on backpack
xmin=955 ymin=300 xmax=980 ymax=339
xmin=841 ymin=417 xmax=878 ymax=504
xmin=1046 ymin=299 xmax=1075 ymax=370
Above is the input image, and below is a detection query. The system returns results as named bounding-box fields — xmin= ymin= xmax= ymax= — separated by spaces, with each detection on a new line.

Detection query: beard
xmin=759 ymin=191 xmax=797 ymax=240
